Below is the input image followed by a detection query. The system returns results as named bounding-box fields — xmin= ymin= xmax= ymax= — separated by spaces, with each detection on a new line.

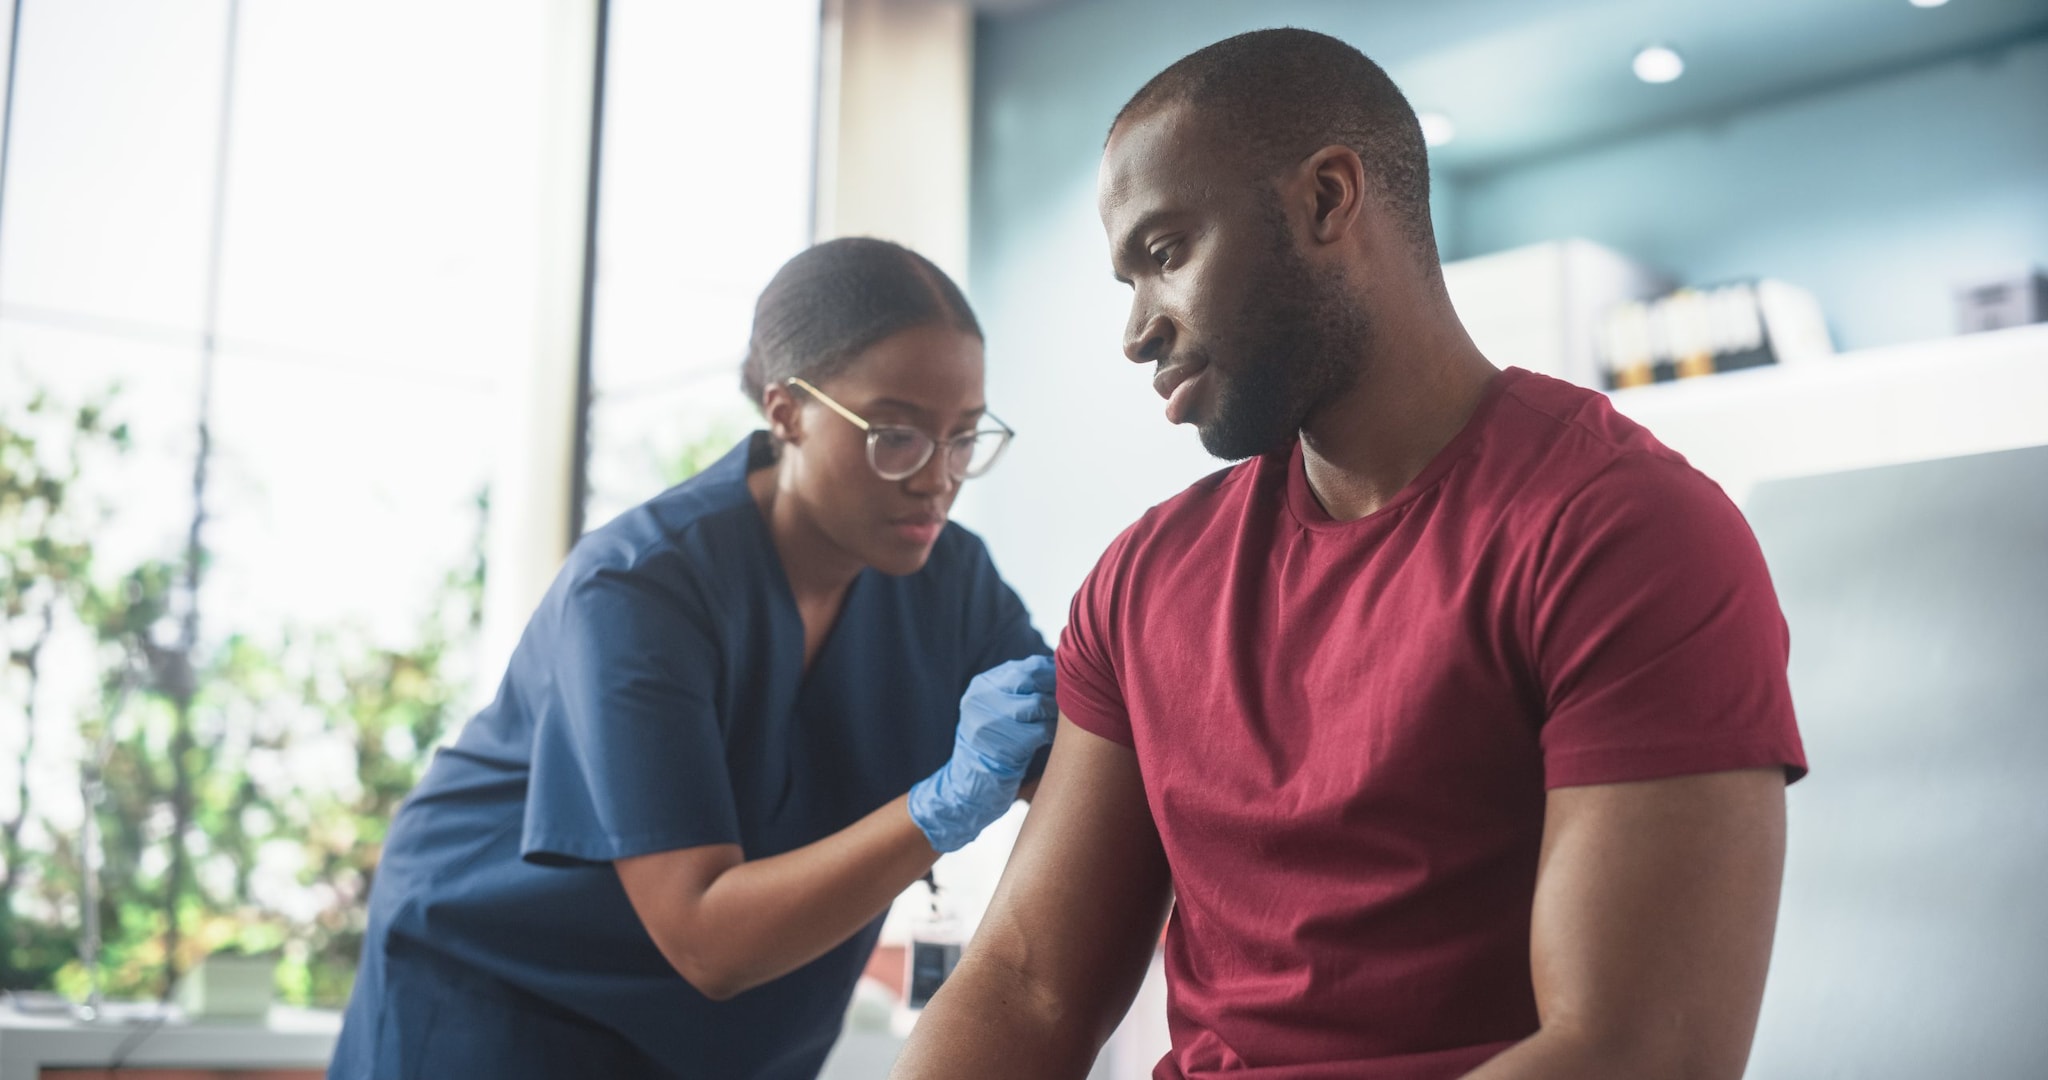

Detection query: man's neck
xmin=1297 ymin=317 xmax=1499 ymax=523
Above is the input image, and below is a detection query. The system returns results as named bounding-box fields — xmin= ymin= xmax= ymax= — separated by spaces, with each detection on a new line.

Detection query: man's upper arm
xmin=1505 ymin=768 xmax=1786 ymax=1079
xmin=953 ymin=715 xmax=1172 ymax=1052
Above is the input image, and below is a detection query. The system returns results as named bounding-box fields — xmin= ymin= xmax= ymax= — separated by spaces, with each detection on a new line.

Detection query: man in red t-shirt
xmin=895 ymin=28 xmax=1805 ymax=1080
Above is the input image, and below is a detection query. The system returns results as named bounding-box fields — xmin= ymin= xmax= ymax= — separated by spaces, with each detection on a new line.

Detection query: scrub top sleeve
xmin=968 ymin=576 xmax=1051 ymax=672
xmin=521 ymin=566 xmax=742 ymax=866
xmin=958 ymin=535 xmax=1053 ymax=780
xmin=955 ymin=529 xmax=1051 ymax=675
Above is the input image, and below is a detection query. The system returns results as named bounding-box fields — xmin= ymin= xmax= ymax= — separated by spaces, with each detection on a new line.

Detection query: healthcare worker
xmin=328 ymin=237 xmax=1055 ymax=1080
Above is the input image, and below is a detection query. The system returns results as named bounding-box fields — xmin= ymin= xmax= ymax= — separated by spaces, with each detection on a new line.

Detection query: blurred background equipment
xmin=1595 ymin=278 xmax=1835 ymax=389
xmin=1441 ymin=239 xmax=1672 ymax=389
xmin=1953 ymin=266 xmax=2048 ymax=335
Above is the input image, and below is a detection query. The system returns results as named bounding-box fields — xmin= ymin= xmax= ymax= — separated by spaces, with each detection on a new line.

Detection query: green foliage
xmin=665 ymin=421 xmax=747 ymax=486
xmin=1 ymin=381 xmax=484 ymax=1008
xmin=264 ymin=507 xmax=484 ymax=1007
xmin=1 ymin=386 xmax=120 ymax=990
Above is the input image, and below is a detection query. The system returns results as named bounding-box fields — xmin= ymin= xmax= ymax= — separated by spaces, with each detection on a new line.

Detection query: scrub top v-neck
xmin=329 ymin=432 xmax=1048 ymax=1080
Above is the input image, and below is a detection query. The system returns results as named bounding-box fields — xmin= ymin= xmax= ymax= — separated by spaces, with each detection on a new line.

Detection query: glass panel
xmin=582 ymin=0 xmax=821 ymax=522
xmin=0 ymin=0 xmax=227 ymax=331
xmin=581 ymin=375 xmax=751 ymax=533
xmin=215 ymin=0 xmax=550 ymax=383
xmin=0 ymin=319 xmax=202 ymax=933
xmin=206 ymin=350 xmax=497 ymax=644
xmin=0 ymin=0 xmax=551 ymax=1006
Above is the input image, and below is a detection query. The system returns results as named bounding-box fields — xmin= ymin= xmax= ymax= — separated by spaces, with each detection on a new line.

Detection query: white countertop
xmin=0 ymin=1004 xmax=339 ymax=1080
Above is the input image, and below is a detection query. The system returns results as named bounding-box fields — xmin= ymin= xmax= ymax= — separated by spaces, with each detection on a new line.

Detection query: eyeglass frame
xmin=784 ymin=376 xmax=1015 ymax=482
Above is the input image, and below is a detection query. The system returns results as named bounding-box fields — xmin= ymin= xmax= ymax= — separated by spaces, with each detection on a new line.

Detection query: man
xmin=893 ymin=27 xmax=1806 ymax=1080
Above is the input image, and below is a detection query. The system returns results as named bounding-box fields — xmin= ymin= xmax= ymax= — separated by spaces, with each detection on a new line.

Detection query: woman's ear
xmin=759 ymin=382 xmax=805 ymax=445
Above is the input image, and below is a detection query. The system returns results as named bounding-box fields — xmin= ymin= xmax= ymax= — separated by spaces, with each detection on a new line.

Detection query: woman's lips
xmin=891 ymin=516 xmax=944 ymax=545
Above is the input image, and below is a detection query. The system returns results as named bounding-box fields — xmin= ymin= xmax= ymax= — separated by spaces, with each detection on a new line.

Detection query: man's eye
xmin=1150 ymin=244 xmax=1175 ymax=268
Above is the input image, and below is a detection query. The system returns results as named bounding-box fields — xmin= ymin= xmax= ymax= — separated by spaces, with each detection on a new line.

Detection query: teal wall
xmin=970 ymin=11 xmax=2048 ymax=356
xmin=1454 ymin=35 xmax=2048 ymax=351
xmin=970 ymin=2 xmax=1477 ymax=305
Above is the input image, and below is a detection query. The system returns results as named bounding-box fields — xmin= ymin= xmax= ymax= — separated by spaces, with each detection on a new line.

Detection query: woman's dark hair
xmin=741 ymin=237 xmax=983 ymax=406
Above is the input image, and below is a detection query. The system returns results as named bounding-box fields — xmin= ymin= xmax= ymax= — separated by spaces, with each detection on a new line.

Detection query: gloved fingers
xmin=909 ymin=759 xmax=1021 ymax=853
xmin=971 ymin=654 xmax=1056 ymax=697
xmin=956 ymin=701 xmax=1056 ymax=764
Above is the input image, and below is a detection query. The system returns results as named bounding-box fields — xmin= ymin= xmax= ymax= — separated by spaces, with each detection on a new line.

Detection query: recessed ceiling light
xmin=1909 ymin=0 xmax=1949 ymax=7
xmin=1633 ymin=43 xmax=1685 ymax=84
xmin=1418 ymin=111 xmax=1456 ymax=148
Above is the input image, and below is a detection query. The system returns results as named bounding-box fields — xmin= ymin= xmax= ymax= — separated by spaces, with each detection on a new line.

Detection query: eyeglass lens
xmin=869 ymin=429 xmax=1009 ymax=480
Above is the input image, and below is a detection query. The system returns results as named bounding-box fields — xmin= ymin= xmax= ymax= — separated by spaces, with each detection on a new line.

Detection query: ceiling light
xmin=1418 ymin=111 xmax=1456 ymax=148
xmin=1632 ymin=44 xmax=1685 ymax=84
xmin=1909 ymin=0 xmax=1949 ymax=7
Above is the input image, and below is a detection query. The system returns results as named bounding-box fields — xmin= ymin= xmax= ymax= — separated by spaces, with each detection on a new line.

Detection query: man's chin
xmin=1196 ymin=423 xmax=1291 ymax=462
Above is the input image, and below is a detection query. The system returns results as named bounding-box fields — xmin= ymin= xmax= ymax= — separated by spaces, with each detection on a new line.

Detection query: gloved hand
xmin=908 ymin=655 xmax=1057 ymax=853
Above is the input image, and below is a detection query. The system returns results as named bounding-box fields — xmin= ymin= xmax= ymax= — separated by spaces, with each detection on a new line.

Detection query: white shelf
xmin=1604 ymin=323 xmax=2048 ymax=504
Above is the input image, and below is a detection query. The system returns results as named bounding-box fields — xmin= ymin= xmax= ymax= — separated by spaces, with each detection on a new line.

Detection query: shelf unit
xmin=1604 ymin=323 xmax=2048 ymax=505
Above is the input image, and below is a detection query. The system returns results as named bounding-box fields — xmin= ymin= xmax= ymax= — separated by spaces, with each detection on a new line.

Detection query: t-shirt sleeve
xmin=1055 ymin=525 xmax=1141 ymax=748
xmin=520 ymin=564 xmax=742 ymax=865
xmin=1531 ymin=453 xmax=1807 ymax=789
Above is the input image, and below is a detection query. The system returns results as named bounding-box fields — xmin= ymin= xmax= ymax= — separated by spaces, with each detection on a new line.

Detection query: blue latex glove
xmin=908 ymin=655 xmax=1058 ymax=853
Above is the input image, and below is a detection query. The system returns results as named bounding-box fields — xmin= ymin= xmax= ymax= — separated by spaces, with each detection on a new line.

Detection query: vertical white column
xmin=814 ymin=0 xmax=973 ymax=283
xmin=478 ymin=0 xmax=602 ymax=698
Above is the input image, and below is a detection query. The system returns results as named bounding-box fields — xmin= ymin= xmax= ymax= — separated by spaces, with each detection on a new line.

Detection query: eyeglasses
xmin=786 ymin=376 xmax=1014 ymax=482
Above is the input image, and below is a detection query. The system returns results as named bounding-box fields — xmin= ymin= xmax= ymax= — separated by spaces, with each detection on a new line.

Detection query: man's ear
xmin=1298 ymin=143 xmax=1367 ymax=245
xmin=759 ymin=382 xmax=805 ymax=445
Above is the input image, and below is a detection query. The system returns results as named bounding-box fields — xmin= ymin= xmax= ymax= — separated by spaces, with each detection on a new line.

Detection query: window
xmin=580 ymin=0 xmax=821 ymax=528
xmin=0 ymin=0 xmax=551 ymax=1003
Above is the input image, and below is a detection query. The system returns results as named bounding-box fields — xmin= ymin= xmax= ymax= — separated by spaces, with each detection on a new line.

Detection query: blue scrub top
xmin=331 ymin=433 xmax=1047 ymax=1079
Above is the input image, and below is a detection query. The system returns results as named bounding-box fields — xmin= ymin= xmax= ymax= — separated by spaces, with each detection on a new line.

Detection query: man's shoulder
xmin=1100 ymin=454 xmax=1274 ymax=564
xmin=1477 ymin=372 xmax=1759 ymax=594
xmin=1485 ymin=369 xmax=1709 ymax=509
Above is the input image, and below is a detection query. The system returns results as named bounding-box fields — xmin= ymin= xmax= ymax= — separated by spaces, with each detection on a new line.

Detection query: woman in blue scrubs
xmin=329 ymin=237 xmax=1056 ymax=1080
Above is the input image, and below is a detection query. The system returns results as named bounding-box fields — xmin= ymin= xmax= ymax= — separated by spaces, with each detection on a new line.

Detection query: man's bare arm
xmin=891 ymin=716 xmax=1173 ymax=1078
xmin=1463 ymin=768 xmax=1787 ymax=1080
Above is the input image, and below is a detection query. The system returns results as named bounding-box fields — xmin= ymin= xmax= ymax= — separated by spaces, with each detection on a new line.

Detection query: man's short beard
xmin=1195 ymin=200 xmax=1369 ymax=462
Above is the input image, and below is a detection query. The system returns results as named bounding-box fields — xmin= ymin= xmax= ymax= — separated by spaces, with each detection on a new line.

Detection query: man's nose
xmin=1125 ymin=311 xmax=1173 ymax=364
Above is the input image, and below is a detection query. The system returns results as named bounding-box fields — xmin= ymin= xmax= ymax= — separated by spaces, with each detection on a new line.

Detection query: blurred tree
xmin=272 ymin=490 xmax=486 ymax=1006
xmin=2 ymin=376 xmax=487 ymax=1008
xmin=60 ymin=493 xmax=489 ymax=1006
xmin=665 ymin=422 xmax=745 ymax=486
xmin=0 ymin=388 xmax=124 ymax=989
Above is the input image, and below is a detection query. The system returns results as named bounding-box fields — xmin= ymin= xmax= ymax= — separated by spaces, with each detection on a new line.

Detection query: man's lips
xmin=1153 ymin=363 xmax=1208 ymax=424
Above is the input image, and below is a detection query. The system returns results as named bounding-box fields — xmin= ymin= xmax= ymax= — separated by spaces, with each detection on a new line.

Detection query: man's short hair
xmin=1113 ymin=28 xmax=1438 ymax=263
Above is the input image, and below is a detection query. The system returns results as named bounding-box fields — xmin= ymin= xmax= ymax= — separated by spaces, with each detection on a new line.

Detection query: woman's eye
xmin=877 ymin=430 xmax=922 ymax=452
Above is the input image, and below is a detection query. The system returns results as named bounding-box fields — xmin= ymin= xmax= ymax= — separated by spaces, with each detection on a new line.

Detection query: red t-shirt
xmin=1057 ymin=368 xmax=1806 ymax=1080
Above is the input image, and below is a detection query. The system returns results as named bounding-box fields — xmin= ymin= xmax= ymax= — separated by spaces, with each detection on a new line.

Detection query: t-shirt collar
xmin=1283 ymin=367 xmax=1526 ymax=531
